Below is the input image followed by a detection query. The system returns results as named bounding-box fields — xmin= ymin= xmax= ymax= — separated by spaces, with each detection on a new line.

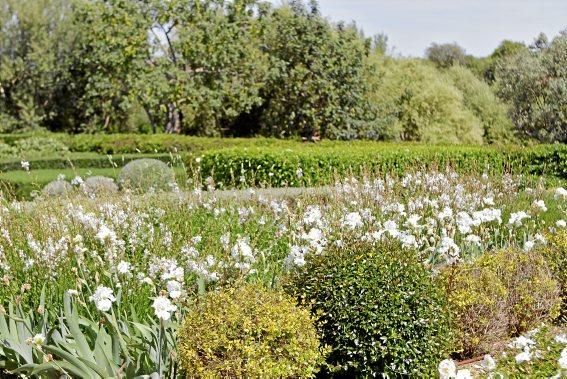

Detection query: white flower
xmin=296 ymin=167 xmax=303 ymax=178
xmin=524 ymin=240 xmax=535 ymax=252
xmin=71 ymin=176 xmax=84 ymax=186
xmin=556 ymin=220 xmax=566 ymax=228
xmin=89 ymin=286 xmax=116 ymax=312
xmin=483 ymin=196 xmax=495 ymax=206
xmin=515 ymin=351 xmax=532 ymax=364
xmin=406 ymin=214 xmax=422 ymax=229
xmin=456 ymin=369 xmax=472 ymax=379
xmin=342 ymin=212 xmax=363 ymax=229
xmin=481 ymin=354 xmax=496 ymax=371
xmin=437 ymin=207 xmax=454 ymax=221
xmin=195 ymin=157 xmax=202 ymax=164
xmin=555 ymin=334 xmax=567 ymax=344
xmin=554 ymin=187 xmax=567 ymax=200
xmin=67 ymin=289 xmax=79 ymax=296
xmin=532 ymin=200 xmax=547 ymax=212
xmin=438 ymin=359 xmax=457 ymax=379
xmin=508 ymin=335 xmax=536 ymax=350
xmin=303 ymin=206 xmax=323 ymax=226
xmin=21 ymin=160 xmax=30 ymax=171
xmin=166 ymin=280 xmax=182 ymax=299
xmin=465 ymin=234 xmax=482 ymax=246
xmin=456 ymin=212 xmax=474 ymax=234
xmin=117 ymin=261 xmax=131 ymax=275
xmin=31 ymin=333 xmax=45 ymax=346
xmin=152 ymin=296 xmax=177 ymax=321
xmin=559 ymin=347 xmax=567 ymax=369
xmin=508 ymin=211 xmax=530 ymax=227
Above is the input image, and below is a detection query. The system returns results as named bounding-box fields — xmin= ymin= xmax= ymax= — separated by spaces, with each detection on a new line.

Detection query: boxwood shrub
xmin=285 ymin=240 xmax=452 ymax=377
xmin=178 ymin=284 xmax=326 ymax=378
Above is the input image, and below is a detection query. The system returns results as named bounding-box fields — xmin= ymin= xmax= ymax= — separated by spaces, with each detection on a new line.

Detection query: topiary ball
xmin=80 ymin=176 xmax=119 ymax=196
xmin=285 ymin=240 xmax=451 ymax=377
xmin=42 ymin=180 xmax=73 ymax=197
xmin=178 ymin=284 xmax=326 ymax=378
xmin=117 ymin=158 xmax=176 ymax=193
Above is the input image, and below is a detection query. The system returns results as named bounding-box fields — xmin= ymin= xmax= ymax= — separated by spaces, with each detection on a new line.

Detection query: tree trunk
xmin=165 ymin=103 xmax=183 ymax=133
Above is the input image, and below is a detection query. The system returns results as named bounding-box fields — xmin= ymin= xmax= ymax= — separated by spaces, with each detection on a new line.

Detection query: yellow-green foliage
xmin=444 ymin=66 xmax=516 ymax=144
xmin=442 ymin=264 xmax=508 ymax=357
xmin=178 ymin=284 xmax=325 ymax=378
xmin=443 ymin=248 xmax=561 ymax=358
xmin=538 ymin=230 xmax=567 ymax=319
xmin=367 ymin=56 xmax=484 ymax=144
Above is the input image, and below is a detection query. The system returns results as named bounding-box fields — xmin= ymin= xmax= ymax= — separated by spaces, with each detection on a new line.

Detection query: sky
xmin=275 ymin=0 xmax=567 ymax=57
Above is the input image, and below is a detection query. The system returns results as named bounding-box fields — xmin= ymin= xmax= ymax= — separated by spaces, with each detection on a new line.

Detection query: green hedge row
xmin=0 ymin=153 xmax=176 ymax=172
xmin=199 ymin=144 xmax=567 ymax=188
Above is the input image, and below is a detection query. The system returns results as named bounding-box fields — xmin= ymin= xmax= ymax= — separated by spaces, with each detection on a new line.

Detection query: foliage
xmin=443 ymin=248 xmax=561 ymax=358
xmin=117 ymin=158 xmax=176 ymax=193
xmin=80 ymin=176 xmax=119 ymax=196
xmin=199 ymin=143 xmax=567 ymax=189
xmin=444 ymin=66 xmax=516 ymax=144
xmin=491 ymin=326 xmax=567 ymax=378
xmin=251 ymin=2 xmax=373 ymax=139
xmin=538 ymin=230 xmax=567 ymax=320
xmin=0 ymin=0 xmax=77 ymax=132
xmin=41 ymin=179 xmax=72 ymax=197
xmin=285 ymin=240 xmax=451 ymax=377
xmin=425 ymin=42 xmax=467 ymax=68
xmin=496 ymin=30 xmax=567 ymax=143
xmin=178 ymin=284 xmax=325 ymax=378
xmin=440 ymin=263 xmax=508 ymax=357
xmin=0 ymin=291 xmax=178 ymax=377
xmin=365 ymin=56 xmax=485 ymax=143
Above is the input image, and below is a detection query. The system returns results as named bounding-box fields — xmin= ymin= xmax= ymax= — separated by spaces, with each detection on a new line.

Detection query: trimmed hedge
xmin=0 ymin=153 xmax=174 ymax=172
xmin=199 ymin=144 xmax=567 ymax=188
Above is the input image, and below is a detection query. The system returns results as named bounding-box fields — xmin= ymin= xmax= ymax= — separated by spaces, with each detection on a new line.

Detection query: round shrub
xmin=285 ymin=240 xmax=451 ymax=377
xmin=42 ymin=180 xmax=72 ymax=197
xmin=117 ymin=158 xmax=176 ymax=193
xmin=178 ymin=284 xmax=325 ymax=378
xmin=80 ymin=176 xmax=119 ymax=196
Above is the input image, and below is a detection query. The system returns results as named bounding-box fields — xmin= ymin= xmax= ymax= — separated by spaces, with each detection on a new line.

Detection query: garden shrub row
xmin=0 ymin=153 xmax=174 ymax=171
xmin=199 ymin=144 xmax=567 ymax=187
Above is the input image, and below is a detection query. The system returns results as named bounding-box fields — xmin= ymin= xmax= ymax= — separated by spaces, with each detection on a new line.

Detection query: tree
xmin=0 ymin=0 xmax=77 ymax=132
xmin=247 ymin=1 xmax=373 ymax=139
xmin=496 ymin=30 xmax=566 ymax=143
xmin=425 ymin=42 xmax=467 ymax=68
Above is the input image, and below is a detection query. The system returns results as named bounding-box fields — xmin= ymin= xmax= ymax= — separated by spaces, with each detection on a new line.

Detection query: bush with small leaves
xmin=80 ymin=176 xmax=119 ymax=196
xmin=537 ymin=230 xmax=567 ymax=320
xmin=285 ymin=240 xmax=452 ymax=377
xmin=178 ymin=284 xmax=326 ymax=378
xmin=42 ymin=180 xmax=72 ymax=197
xmin=117 ymin=158 xmax=176 ymax=193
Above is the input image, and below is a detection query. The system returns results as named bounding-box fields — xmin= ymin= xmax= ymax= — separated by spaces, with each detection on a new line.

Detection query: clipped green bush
xmin=14 ymin=137 xmax=69 ymax=156
xmin=117 ymin=158 xmax=176 ymax=193
xmin=42 ymin=180 xmax=72 ymax=197
xmin=285 ymin=240 xmax=451 ymax=377
xmin=178 ymin=284 xmax=325 ymax=378
xmin=80 ymin=176 xmax=118 ymax=196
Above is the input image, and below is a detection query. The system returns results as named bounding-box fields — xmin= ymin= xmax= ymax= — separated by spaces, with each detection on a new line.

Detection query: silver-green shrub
xmin=117 ymin=159 xmax=176 ymax=193
xmin=80 ymin=176 xmax=119 ymax=196
xmin=42 ymin=180 xmax=72 ymax=197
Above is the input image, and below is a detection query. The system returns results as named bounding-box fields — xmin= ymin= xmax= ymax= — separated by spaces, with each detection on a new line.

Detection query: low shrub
xmin=285 ymin=240 xmax=451 ymax=377
xmin=443 ymin=248 xmax=561 ymax=357
xmin=537 ymin=230 xmax=567 ymax=321
xmin=440 ymin=263 xmax=509 ymax=357
xmin=42 ymin=180 xmax=73 ymax=197
xmin=178 ymin=284 xmax=325 ymax=378
xmin=80 ymin=176 xmax=119 ymax=196
xmin=117 ymin=159 xmax=176 ymax=193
